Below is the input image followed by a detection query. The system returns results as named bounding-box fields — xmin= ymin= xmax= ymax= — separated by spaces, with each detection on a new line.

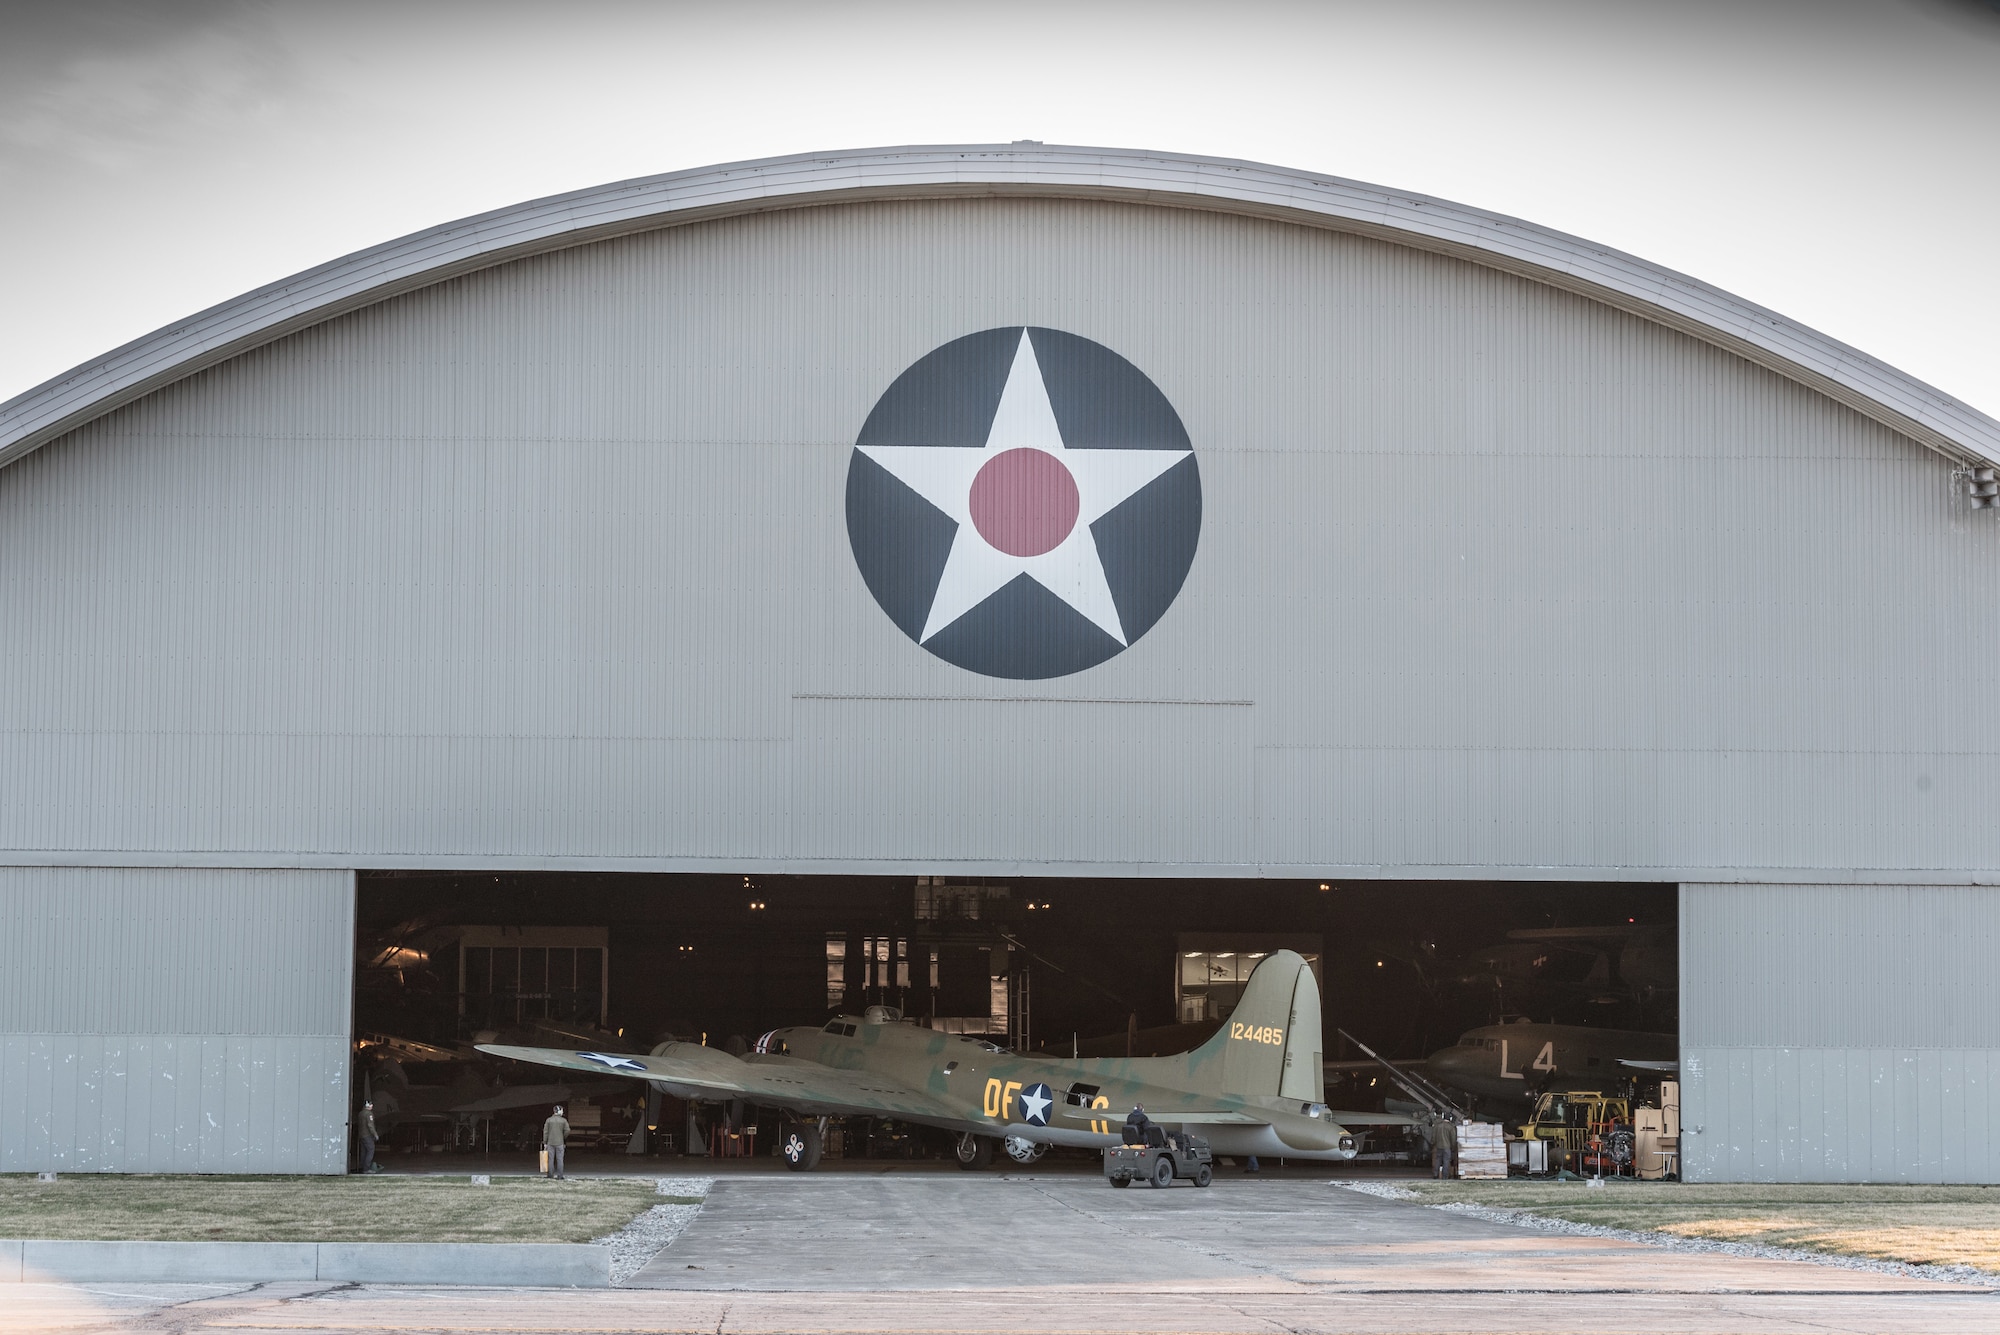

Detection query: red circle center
xmin=968 ymin=448 xmax=1081 ymax=557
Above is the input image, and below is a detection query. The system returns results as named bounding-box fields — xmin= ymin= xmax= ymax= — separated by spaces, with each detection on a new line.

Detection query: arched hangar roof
xmin=3 ymin=143 xmax=1997 ymax=473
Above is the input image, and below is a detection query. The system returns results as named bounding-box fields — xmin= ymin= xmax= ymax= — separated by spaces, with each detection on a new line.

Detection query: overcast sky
xmin=3 ymin=0 xmax=1997 ymax=418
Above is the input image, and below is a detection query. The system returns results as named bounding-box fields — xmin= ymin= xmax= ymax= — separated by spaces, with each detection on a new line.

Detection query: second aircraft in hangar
xmin=479 ymin=949 xmax=1410 ymax=1170
xmin=1329 ymin=1020 xmax=1678 ymax=1113
xmin=1418 ymin=1020 xmax=1677 ymax=1102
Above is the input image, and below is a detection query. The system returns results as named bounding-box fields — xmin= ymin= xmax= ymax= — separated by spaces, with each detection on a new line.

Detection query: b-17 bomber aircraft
xmin=479 ymin=950 xmax=1411 ymax=1170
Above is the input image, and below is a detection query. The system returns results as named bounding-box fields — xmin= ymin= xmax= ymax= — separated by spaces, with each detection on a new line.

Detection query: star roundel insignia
xmin=1019 ymin=1082 xmax=1055 ymax=1127
xmin=576 ymin=1052 xmax=646 ymax=1072
xmin=846 ymin=327 xmax=1201 ymax=679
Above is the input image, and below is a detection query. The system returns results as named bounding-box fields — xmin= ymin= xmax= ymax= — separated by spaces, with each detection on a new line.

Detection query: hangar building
xmin=3 ymin=146 xmax=1998 ymax=1182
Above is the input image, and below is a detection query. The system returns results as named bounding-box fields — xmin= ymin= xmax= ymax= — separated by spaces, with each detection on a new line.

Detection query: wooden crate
xmin=1455 ymin=1122 xmax=1508 ymax=1179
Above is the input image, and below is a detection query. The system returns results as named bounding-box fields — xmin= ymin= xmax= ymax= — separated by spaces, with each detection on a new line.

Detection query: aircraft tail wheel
xmin=1194 ymin=1163 xmax=1213 ymax=1188
xmin=781 ymin=1124 xmax=822 ymax=1172
xmin=1150 ymin=1157 xmax=1175 ymax=1188
xmin=954 ymin=1133 xmax=994 ymax=1171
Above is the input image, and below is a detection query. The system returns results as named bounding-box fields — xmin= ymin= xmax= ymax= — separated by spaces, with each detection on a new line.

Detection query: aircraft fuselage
xmin=747 ymin=1017 xmax=1364 ymax=1159
xmin=1420 ymin=1022 xmax=1676 ymax=1102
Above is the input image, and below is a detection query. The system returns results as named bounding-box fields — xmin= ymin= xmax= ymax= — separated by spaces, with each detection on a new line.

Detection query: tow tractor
xmin=1516 ymin=1091 xmax=1634 ymax=1176
xmin=1104 ymin=1125 xmax=1214 ymax=1188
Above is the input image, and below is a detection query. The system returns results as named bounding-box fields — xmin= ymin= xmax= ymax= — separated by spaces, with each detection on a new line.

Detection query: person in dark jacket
xmin=1430 ymin=1125 xmax=1454 ymax=1179
xmin=543 ymin=1104 xmax=571 ymax=1179
xmin=1122 ymin=1104 xmax=1153 ymax=1145
xmin=358 ymin=1102 xmax=379 ymax=1175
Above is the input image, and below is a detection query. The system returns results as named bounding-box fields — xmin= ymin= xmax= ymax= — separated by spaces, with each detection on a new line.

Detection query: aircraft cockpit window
xmin=950 ymin=1035 xmax=1007 ymax=1052
xmin=822 ymin=1021 xmax=844 ymax=1034
xmin=842 ymin=1023 xmax=859 ymax=1037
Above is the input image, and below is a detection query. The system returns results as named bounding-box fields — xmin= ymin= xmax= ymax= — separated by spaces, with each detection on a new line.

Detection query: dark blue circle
xmin=845 ymin=327 xmax=1202 ymax=679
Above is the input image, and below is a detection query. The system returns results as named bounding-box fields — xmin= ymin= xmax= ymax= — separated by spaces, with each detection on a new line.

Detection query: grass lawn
xmin=0 ymin=1175 xmax=699 ymax=1244
xmin=1398 ymin=1180 xmax=2000 ymax=1272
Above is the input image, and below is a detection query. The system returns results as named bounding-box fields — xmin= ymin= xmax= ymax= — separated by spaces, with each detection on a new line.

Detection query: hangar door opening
xmin=352 ymin=872 xmax=1675 ymax=1168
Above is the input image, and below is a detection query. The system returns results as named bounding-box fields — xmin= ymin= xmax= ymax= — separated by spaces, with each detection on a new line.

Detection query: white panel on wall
xmin=0 ymin=867 xmax=354 ymax=1174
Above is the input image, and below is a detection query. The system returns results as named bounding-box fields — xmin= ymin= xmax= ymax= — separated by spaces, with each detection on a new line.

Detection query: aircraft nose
xmin=1424 ymin=1046 xmax=1472 ymax=1087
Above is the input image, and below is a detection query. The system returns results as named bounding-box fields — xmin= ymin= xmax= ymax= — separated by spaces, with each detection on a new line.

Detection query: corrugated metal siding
xmin=0 ymin=867 xmax=353 ymax=1173
xmin=0 ymin=197 xmax=1995 ymax=877
xmin=1682 ymin=883 xmax=2000 ymax=1182
xmin=789 ymin=697 xmax=1253 ymax=866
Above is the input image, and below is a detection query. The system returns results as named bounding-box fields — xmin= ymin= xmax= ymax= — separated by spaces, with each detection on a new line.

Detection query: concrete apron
xmin=0 ymin=1239 xmax=608 ymax=1287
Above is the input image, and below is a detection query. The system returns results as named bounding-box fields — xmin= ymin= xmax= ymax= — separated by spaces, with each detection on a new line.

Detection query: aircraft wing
xmin=357 ymin=1032 xmax=466 ymax=1063
xmin=1052 ymin=1104 xmax=1414 ymax=1128
xmin=449 ymin=1081 xmax=625 ymax=1115
xmin=1506 ymin=924 xmax=1658 ymax=944
xmin=1618 ymin=1058 xmax=1680 ymax=1072
xmin=475 ymin=1043 xmax=974 ymax=1128
xmin=1052 ymin=1104 xmax=1263 ymax=1126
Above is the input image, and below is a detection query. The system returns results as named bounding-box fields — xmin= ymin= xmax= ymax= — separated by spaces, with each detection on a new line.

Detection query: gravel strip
xmin=1331 ymin=1179 xmax=2000 ymax=1289
xmin=594 ymin=1176 xmax=712 ymax=1284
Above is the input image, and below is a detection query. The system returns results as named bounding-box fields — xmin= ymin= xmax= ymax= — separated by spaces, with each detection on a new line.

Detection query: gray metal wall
xmin=0 ymin=867 xmax=354 ymax=1174
xmin=0 ymin=197 xmax=1995 ymax=880
xmin=1682 ymin=883 xmax=2000 ymax=1182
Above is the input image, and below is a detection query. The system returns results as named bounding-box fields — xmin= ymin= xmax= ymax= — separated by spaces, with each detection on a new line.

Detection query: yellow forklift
xmin=1515 ymin=1090 xmax=1634 ymax=1176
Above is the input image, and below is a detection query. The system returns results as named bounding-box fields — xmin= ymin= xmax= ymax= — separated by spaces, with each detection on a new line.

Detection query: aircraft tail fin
xmin=1185 ymin=950 xmax=1325 ymax=1103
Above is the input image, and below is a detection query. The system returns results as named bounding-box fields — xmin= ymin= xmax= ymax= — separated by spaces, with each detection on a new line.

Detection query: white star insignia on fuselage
xmin=1019 ymin=1084 xmax=1053 ymax=1126
xmin=856 ymin=331 xmax=1189 ymax=646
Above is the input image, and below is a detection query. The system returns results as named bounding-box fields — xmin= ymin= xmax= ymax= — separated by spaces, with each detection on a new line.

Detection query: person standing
xmin=358 ymin=1101 xmax=380 ymax=1175
xmin=543 ymin=1104 xmax=571 ymax=1180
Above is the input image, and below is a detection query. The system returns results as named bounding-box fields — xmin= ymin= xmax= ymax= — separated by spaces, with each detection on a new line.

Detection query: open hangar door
xmin=352 ymin=872 xmax=1675 ymax=1168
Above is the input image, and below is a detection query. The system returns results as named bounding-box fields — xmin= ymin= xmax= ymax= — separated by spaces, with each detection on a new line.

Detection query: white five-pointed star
xmin=857 ymin=331 xmax=1189 ymax=645
xmin=1018 ymin=1085 xmax=1053 ymax=1125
